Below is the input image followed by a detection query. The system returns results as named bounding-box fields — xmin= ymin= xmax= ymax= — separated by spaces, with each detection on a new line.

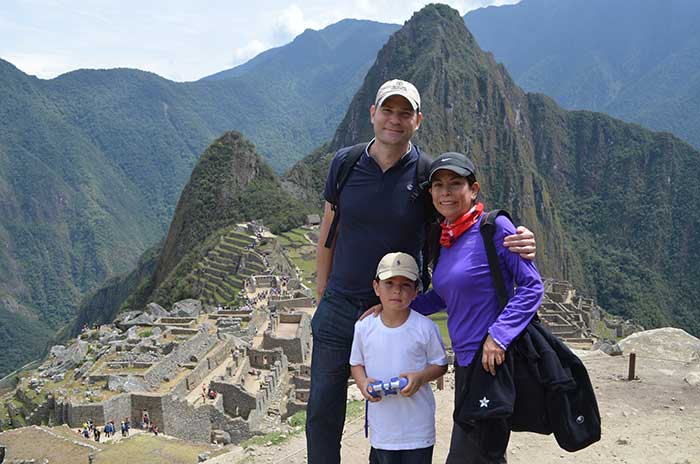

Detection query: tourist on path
xmin=306 ymin=79 xmax=537 ymax=464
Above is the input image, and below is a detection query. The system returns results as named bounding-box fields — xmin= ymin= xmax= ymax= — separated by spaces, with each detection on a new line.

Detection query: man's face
xmin=370 ymin=95 xmax=423 ymax=148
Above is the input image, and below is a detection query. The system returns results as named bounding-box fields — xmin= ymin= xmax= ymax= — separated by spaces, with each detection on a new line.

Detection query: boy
xmin=350 ymin=252 xmax=448 ymax=464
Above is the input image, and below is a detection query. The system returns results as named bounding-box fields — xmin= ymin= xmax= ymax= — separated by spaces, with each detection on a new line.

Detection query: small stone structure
xmin=263 ymin=312 xmax=311 ymax=364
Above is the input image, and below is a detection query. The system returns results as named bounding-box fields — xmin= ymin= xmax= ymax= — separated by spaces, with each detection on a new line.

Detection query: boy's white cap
xmin=376 ymin=252 xmax=419 ymax=281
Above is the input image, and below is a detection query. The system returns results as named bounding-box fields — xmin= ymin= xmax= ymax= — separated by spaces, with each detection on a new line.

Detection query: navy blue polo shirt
xmin=323 ymin=142 xmax=430 ymax=300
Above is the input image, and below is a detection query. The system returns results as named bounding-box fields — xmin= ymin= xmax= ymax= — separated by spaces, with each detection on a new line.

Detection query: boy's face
xmin=373 ymin=275 xmax=418 ymax=312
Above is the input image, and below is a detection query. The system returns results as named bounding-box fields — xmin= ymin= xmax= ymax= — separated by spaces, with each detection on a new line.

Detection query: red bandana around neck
xmin=439 ymin=202 xmax=484 ymax=248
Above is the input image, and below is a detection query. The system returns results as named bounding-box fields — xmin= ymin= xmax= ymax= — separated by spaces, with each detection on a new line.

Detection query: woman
xmin=412 ymin=152 xmax=544 ymax=463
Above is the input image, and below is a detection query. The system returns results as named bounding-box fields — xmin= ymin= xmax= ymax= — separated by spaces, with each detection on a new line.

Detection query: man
xmin=306 ymin=79 xmax=535 ymax=463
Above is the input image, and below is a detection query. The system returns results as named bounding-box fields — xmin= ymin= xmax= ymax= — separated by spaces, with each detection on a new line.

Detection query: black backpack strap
xmin=480 ymin=209 xmax=512 ymax=311
xmin=410 ymin=149 xmax=433 ymax=202
xmin=324 ymin=142 xmax=368 ymax=248
xmin=413 ymin=149 xmax=435 ymax=289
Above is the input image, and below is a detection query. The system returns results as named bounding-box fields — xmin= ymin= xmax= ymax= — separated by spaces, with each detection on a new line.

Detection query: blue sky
xmin=0 ymin=0 xmax=519 ymax=82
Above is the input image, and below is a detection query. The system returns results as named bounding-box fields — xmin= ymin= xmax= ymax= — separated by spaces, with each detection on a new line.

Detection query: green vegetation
xmin=277 ymin=228 xmax=317 ymax=288
xmin=144 ymin=133 xmax=313 ymax=308
xmin=429 ymin=313 xmax=451 ymax=349
xmin=0 ymin=305 xmax=53 ymax=378
xmin=465 ymin=0 xmax=700 ymax=149
xmin=78 ymin=133 xmax=315 ymax=315
xmin=0 ymin=18 xmax=396 ymax=375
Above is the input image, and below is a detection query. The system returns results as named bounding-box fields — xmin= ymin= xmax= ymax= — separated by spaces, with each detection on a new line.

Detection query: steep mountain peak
xmin=155 ymin=131 xmax=266 ymax=283
xmin=330 ymin=3 xmax=521 ymax=153
xmin=153 ymin=131 xmax=308 ymax=290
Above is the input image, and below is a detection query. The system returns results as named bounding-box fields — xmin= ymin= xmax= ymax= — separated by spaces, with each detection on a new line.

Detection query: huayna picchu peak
xmin=286 ymin=3 xmax=700 ymax=335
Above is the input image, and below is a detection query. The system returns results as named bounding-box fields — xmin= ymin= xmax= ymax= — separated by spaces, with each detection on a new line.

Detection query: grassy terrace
xmin=186 ymin=227 xmax=258 ymax=305
xmin=429 ymin=312 xmax=452 ymax=349
xmin=277 ymin=227 xmax=316 ymax=288
xmin=0 ymin=426 xmax=226 ymax=464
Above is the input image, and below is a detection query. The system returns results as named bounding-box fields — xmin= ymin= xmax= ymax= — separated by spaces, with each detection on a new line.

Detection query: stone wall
xmin=213 ymin=348 xmax=288 ymax=427
xmin=102 ymin=393 xmax=131 ymax=423
xmin=208 ymin=405 xmax=257 ymax=443
xmin=262 ymin=313 xmax=311 ymax=364
xmin=210 ymin=381 xmax=256 ymax=419
xmin=251 ymin=275 xmax=279 ymax=289
xmin=66 ymin=402 xmax=105 ymax=427
xmin=63 ymin=392 xmax=217 ymax=444
xmin=170 ymin=338 xmax=236 ymax=396
xmin=143 ymin=332 xmax=217 ymax=388
xmin=273 ymin=297 xmax=314 ymax=310
xmin=161 ymin=394 xmax=212 ymax=443
xmin=286 ymin=398 xmax=307 ymax=418
xmin=248 ymin=348 xmax=287 ymax=371
xmin=292 ymin=376 xmax=310 ymax=389
xmin=130 ymin=393 xmax=164 ymax=430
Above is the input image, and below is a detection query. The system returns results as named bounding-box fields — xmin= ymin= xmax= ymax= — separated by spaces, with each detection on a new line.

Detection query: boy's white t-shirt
xmin=350 ymin=309 xmax=448 ymax=450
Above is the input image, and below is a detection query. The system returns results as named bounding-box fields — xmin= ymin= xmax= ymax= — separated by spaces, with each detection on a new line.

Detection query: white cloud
xmin=231 ymin=40 xmax=268 ymax=66
xmin=272 ymin=4 xmax=326 ymax=43
xmin=276 ymin=4 xmax=307 ymax=37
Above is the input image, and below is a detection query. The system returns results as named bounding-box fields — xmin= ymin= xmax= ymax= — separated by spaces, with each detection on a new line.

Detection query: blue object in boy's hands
xmin=367 ymin=376 xmax=409 ymax=398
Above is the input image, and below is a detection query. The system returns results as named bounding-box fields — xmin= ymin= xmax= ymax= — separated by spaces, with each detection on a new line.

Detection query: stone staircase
xmin=539 ymin=279 xmax=596 ymax=348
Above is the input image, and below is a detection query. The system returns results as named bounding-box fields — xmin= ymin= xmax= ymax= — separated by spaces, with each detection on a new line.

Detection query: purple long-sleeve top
xmin=411 ymin=215 xmax=544 ymax=366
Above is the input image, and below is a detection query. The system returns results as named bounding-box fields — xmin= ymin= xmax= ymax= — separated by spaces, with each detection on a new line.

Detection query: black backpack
xmin=323 ymin=142 xmax=435 ymax=287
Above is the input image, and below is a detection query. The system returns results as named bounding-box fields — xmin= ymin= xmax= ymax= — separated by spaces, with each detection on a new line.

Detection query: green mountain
xmin=286 ymin=4 xmax=700 ymax=335
xmin=464 ymin=0 xmax=700 ymax=148
xmin=0 ymin=19 xmax=394 ymax=376
xmin=69 ymin=132 xmax=311 ymax=334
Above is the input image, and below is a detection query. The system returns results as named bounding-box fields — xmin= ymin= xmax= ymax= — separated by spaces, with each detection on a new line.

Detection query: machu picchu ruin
xmin=0 ymin=223 xmax=317 ymax=448
xmin=0 ymin=223 xmax=639 ymax=450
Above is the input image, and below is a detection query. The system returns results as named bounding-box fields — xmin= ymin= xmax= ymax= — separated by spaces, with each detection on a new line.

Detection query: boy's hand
xmin=398 ymin=372 xmax=425 ymax=397
xmin=358 ymin=377 xmax=381 ymax=402
xmin=503 ymin=226 xmax=536 ymax=260
xmin=358 ymin=303 xmax=383 ymax=321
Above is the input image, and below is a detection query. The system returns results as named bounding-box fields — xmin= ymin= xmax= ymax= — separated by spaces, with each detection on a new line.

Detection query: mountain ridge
xmin=464 ymin=0 xmax=700 ymax=148
xmin=285 ymin=3 xmax=700 ymax=335
xmin=0 ymin=19 xmax=395 ymax=376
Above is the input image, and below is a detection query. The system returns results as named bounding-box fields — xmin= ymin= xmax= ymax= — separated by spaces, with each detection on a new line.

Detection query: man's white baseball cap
xmin=375 ymin=79 xmax=421 ymax=111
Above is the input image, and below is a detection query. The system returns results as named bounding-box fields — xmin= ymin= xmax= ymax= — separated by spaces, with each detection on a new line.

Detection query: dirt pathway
xmin=215 ymin=350 xmax=700 ymax=464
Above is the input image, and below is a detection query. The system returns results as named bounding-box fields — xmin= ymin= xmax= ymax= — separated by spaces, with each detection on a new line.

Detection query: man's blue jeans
xmin=306 ymin=288 xmax=379 ymax=464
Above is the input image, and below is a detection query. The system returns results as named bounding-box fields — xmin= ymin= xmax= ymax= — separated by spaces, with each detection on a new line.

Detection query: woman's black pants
xmin=446 ymin=362 xmax=509 ymax=464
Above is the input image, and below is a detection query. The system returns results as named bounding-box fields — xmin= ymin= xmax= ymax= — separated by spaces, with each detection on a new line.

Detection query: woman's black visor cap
xmin=428 ymin=152 xmax=476 ymax=182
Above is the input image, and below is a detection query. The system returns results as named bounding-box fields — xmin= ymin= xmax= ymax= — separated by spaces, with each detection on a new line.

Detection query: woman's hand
xmin=359 ymin=303 xmax=383 ymax=320
xmin=482 ymin=334 xmax=506 ymax=376
xmin=503 ymin=226 xmax=536 ymax=260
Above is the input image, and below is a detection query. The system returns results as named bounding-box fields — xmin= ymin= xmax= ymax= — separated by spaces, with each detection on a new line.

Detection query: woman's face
xmin=429 ymin=169 xmax=479 ymax=222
